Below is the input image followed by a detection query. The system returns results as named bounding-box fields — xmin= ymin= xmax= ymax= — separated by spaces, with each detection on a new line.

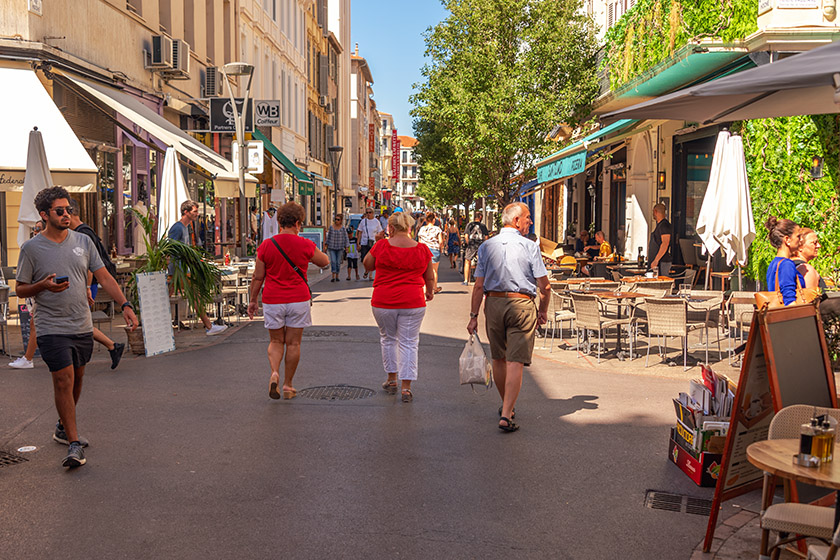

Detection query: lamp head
xmin=222 ymin=62 xmax=254 ymax=77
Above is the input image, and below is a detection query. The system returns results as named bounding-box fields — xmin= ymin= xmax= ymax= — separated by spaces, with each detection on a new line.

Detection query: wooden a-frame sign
xmin=703 ymin=303 xmax=837 ymax=552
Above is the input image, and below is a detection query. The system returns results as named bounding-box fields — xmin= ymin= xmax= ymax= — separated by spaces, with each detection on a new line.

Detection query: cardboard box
xmin=669 ymin=428 xmax=723 ymax=487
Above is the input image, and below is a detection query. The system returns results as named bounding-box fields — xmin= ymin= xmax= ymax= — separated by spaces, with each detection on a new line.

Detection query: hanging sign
xmin=232 ymin=140 xmax=264 ymax=174
xmin=209 ymin=98 xmax=254 ymax=133
xmin=254 ymin=100 xmax=281 ymax=127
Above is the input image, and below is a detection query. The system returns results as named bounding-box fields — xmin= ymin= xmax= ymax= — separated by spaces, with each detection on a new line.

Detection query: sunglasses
xmin=51 ymin=207 xmax=72 ymax=216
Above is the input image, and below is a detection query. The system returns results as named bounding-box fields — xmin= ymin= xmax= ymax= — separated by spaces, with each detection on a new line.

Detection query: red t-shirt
xmin=370 ymin=239 xmax=432 ymax=309
xmin=257 ymin=234 xmax=315 ymax=304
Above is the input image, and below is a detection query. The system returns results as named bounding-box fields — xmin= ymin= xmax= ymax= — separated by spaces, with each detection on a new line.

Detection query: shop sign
xmin=209 ymin=98 xmax=254 ymax=133
xmin=254 ymin=100 xmax=281 ymax=127
xmin=391 ymin=130 xmax=399 ymax=177
xmin=777 ymin=0 xmax=818 ymax=6
xmin=536 ymin=151 xmax=586 ymax=184
xmin=758 ymin=0 xmax=772 ymax=14
xmin=298 ymin=181 xmax=314 ymax=196
xmin=232 ymin=140 xmax=264 ymax=174
xmin=28 ymin=0 xmax=42 ymax=16
xmin=369 ymin=124 xmax=375 ymax=152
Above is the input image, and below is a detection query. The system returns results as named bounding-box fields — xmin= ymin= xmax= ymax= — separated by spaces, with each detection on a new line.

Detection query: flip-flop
xmin=282 ymin=388 xmax=297 ymax=400
xmin=401 ymin=389 xmax=413 ymax=403
xmin=382 ymin=380 xmax=398 ymax=395
xmin=499 ymin=417 xmax=519 ymax=432
xmin=434 ymin=287 xmax=442 ymax=294
xmin=269 ymin=377 xmax=281 ymax=400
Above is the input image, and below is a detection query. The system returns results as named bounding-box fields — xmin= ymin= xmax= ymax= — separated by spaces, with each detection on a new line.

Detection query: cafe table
xmin=590 ymin=290 xmax=641 ymax=357
xmin=747 ymin=438 xmax=840 ymax=547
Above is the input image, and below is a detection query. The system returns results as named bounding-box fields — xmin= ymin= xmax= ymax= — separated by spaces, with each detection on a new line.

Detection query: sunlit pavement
xmin=0 ymin=262 xmax=760 ymax=559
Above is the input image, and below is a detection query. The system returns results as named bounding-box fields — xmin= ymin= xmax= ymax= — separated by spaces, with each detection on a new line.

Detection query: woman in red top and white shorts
xmin=363 ymin=212 xmax=435 ymax=402
xmin=248 ymin=202 xmax=329 ymax=400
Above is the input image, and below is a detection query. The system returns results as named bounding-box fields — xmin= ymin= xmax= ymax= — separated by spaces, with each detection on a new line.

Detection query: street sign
xmin=209 ymin=98 xmax=254 ymax=133
xmin=254 ymin=100 xmax=281 ymax=127
xmin=232 ymin=140 xmax=264 ymax=174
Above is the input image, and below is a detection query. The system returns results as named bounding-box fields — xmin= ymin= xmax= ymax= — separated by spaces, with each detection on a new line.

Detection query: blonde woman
xmin=417 ymin=211 xmax=445 ymax=294
xmin=363 ymin=212 xmax=434 ymax=402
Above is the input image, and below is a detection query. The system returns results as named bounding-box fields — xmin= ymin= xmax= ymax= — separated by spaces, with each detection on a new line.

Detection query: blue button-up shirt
xmin=475 ymin=227 xmax=548 ymax=297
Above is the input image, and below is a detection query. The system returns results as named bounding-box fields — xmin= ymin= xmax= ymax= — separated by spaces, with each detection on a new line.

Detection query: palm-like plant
xmin=127 ymin=209 xmax=220 ymax=321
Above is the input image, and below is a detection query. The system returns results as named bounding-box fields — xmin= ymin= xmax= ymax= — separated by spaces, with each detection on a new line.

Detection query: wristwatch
xmin=121 ymin=301 xmax=134 ymax=311
xmin=469 ymin=312 xmax=479 ymax=318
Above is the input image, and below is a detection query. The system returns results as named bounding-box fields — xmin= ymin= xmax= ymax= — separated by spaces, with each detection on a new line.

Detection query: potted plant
xmin=124 ymin=210 xmax=221 ymax=354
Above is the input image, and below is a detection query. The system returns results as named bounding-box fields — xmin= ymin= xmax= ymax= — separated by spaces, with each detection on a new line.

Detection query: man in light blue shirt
xmin=467 ymin=203 xmax=550 ymax=433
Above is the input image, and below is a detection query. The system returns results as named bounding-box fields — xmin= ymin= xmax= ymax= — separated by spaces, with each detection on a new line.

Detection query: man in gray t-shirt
xmin=16 ymin=187 xmax=138 ymax=469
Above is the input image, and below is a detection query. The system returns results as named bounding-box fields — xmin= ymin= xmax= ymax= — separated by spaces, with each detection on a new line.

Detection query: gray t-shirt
xmin=16 ymin=230 xmax=104 ymax=336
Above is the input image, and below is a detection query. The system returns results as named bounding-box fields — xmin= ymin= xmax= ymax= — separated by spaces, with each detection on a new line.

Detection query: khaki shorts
xmin=484 ymin=296 xmax=538 ymax=365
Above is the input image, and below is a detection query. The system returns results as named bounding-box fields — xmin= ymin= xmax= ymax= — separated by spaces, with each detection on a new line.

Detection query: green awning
xmin=252 ymin=129 xmax=312 ymax=185
xmin=537 ymin=119 xmax=638 ymax=173
xmin=309 ymin=172 xmax=333 ymax=187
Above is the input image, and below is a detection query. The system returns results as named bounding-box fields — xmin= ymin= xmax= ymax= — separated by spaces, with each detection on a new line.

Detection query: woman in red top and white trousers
xmin=363 ymin=212 xmax=435 ymax=402
xmin=248 ymin=202 xmax=329 ymax=400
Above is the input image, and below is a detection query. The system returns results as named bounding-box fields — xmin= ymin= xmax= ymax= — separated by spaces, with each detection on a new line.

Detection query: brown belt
xmin=486 ymin=291 xmax=534 ymax=300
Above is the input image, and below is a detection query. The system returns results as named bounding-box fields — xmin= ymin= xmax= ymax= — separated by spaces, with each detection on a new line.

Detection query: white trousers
xmin=371 ymin=307 xmax=426 ymax=381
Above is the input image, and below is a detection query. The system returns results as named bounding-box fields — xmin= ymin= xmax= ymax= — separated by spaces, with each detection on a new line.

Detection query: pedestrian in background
xmin=765 ymin=216 xmax=804 ymax=305
xmin=648 ymin=203 xmax=673 ymax=276
xmin=466 ymin=203 xmax=550 ymax=432
xmin=357 ymin=208 xmax=382 ymax=280
xmin=446 ymin=217 xmax=460 ymax=269
xmin=364 ymin=211 xmax=434 ymax=403
xmin=325 ymin=214 xmax=350 ymax=283
xmin=16 ymin=186 xmax=138 ymax=468
xmin=418 ymin=211 xmax=445 ymax=294
xmin=346 ymin=228 xmax=360 ymax=281
xmin=463 ymin=212 xmax=488 ymax=286
xmin=248 ymin=202 xmax=329 ymax=400
xmin=378 ymin=209 xmax=390 ymax=232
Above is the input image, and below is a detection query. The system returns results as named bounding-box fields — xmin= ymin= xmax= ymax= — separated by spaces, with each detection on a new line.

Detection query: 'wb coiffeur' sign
xmin=209 ymin=98 xmax=255 ymax=133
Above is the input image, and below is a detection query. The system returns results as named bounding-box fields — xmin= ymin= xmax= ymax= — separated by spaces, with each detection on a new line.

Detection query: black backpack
xmin=75 ymin=224 xmax=117 ymax=279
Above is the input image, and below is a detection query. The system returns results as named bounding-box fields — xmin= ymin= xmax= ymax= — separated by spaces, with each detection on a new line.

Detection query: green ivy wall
xmin=602 ymin=0 xmax=758 ymax=90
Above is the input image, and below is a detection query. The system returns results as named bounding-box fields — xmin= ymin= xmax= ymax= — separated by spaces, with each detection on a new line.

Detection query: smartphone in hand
xmin=54 ymin=276 xmax=69 ymax=284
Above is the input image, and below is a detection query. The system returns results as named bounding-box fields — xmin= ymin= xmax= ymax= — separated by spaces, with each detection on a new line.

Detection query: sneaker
xmin=9 ymin=356 xmax=34 ymax=369
xmin=53 ymin=422 xmax=89 ymax=447
xmin=109 ymin=342 xmax=125 ymax=370
xmin=206 ymin=324 xmax=229 ymax=336
xmin=62 ymin=442 xmax=86 ymax=468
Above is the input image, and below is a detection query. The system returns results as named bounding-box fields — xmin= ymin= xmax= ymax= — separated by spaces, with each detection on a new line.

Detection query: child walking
xmin=346 ymin=231 xmax=360 ymax=280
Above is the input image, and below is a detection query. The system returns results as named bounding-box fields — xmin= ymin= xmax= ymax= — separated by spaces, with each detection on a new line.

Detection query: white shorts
xmin=263 ymin=301 xmax=312 ymax=329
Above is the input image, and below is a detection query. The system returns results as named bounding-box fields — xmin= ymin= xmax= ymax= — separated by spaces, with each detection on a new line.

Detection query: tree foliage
xmin=411 ymin=0 xmax=599 ymax=208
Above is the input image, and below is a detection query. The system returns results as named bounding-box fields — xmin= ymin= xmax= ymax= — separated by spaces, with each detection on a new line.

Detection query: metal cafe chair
xmin=544 ymin=289 xmax=575 ymax=352
xmin=570 ymin=293 xmax=635 ymax=363
xmin=643 ymin=297 xmax=708 ymax=370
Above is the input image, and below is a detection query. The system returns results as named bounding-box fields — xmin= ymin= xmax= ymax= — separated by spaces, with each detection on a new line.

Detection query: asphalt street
xmin=0 ymin=264 xmax=716 ymax=559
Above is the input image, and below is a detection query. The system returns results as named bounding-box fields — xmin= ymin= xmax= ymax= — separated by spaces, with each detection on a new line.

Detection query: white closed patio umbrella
xmin=157 ymin=147 xmax=191 ymax=241
xmin=695 ymin=131 xmax=755 ymax=289
xmin=17 ymin=127 xmax=54 ymax=247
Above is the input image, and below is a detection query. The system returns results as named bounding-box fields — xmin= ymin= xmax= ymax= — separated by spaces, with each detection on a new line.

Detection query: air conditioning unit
xmin=318 ymin=95 xmax=328 ymax=107
xmin=171 ymin=39 xmax=190 ymax=76
xmin=146 ymin=34 xmax=174 ymax=69
xmin=205 ymin=66 xmax=220 ymax=97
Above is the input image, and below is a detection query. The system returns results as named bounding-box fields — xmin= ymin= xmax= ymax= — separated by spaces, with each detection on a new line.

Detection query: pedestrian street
xmin=1 ymin=264 xmax=726 ymax=559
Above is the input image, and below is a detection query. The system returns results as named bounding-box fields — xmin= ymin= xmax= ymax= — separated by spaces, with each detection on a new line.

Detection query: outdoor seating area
xmin=541 ymin=268 xmax=755 ymax=370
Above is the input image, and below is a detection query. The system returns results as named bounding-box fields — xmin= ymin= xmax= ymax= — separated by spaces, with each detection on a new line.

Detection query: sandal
xmin=498 ymin=405 xmax=516 ymax=419
xmin=401 ymin=389 xmax=413 ymax=403
xmin=269 ymin=376 xmax=281 ymax=400
xmin=282 ymin=387 xmax=297 ymax=400
xmin=499 ymin=417 xmax=519 ymax=432
xmin=382 ymin=380 xmax=398 ymax=395
xmin=434 ymin=287 xmax=442 ymax=294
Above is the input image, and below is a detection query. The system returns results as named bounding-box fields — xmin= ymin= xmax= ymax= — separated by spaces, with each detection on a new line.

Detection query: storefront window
xmin=97 ymin=150 xmax=117 ymax=254
xmin=122 ymin=144 xmax=134 ymax=254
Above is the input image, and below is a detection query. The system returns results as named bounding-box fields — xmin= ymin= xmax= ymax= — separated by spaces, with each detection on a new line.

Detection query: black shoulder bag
xmin=269 ymin=237 xmax=313 ymax=306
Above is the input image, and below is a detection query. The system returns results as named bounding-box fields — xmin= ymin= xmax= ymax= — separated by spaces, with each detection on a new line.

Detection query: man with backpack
xmin=463 ymin=211 xmax=489 ymax=286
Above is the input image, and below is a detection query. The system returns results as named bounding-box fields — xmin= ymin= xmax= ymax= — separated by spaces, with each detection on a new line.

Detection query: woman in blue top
xmin=765 ymin=216 xmax=804 ymax=305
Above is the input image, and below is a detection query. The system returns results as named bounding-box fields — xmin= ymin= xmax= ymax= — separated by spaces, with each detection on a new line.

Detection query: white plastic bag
xmin=459 ymin=334 xmax=493 ymax=388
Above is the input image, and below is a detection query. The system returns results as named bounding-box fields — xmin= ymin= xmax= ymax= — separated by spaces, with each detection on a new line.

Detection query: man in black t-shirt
xmin=463 ymin=212 xmax=489 ymax=285
xmin=648 ymin=203 xmax=673 ymax=276
xmin=68 ymin=199 xmax=125 ymax=369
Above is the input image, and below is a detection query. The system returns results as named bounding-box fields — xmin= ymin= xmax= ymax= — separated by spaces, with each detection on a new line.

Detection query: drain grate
xmin=297 ymin=384 xmax=375 ymax=401
xmin=0 ymin=451 xmax=28 ymax=468
xmin=644 ymin=490 xmax=712 ymax=516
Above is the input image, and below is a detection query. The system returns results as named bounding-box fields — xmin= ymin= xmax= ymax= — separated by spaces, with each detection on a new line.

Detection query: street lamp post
xmin=220 ymin=62 xmax=254 ymax=258
xmin=328 ymin=145 xmax=344 ymax=218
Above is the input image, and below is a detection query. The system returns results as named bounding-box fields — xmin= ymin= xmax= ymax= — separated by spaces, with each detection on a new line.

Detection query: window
xmin=184 ymin=0 xmax=195 ymax=48
xmin=402 ymin=151 xmax=407 ymax=163
xmin=410 ymin=151 xmax=416 ymax=163
xmin=159 ymin=0 xmax=171 ymax=32
xmin=127 ymin=0 xmax=142 ymax=16
xmin=205 ymin=0 xmax=215 ymax=63
xmin=223 ymin=0 xmax=232 ymax=64
xmin=411 ymin=166 xmax=417 ymax=178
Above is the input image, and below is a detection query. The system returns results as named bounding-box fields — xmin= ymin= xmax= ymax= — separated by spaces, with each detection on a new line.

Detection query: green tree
xmin=411 ymin=0 xmax=599 ymax=207
xmin=414 ymin=117 xmax=479 ymax=216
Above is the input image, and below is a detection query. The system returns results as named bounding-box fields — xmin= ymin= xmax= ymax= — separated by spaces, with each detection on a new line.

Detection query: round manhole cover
xmin=298 ymin=385 xmax=375 ymax=401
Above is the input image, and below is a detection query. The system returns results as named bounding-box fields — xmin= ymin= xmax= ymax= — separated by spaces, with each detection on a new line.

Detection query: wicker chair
xmin=643 ymin=297 xmax=709 ymax=370
xmin=638 ymin=279 xmax=675 ymax=294
xmin=685 ymin=289 xmax=725 ymax=362
xmin=807 ymin=521 xmax=840 ymax=559
xmin=594 ymin=281 xmax=621 ymax=292
xmin=760 ymin=405 xmax=840 ymax=560
xmin=544 ymin=289 xmax=576 ymax=352
xmin=571 ymin=293 xmax=635 ymax=363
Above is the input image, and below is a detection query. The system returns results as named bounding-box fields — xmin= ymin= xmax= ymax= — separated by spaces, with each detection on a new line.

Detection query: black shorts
xmin=37 ymin=333 xmax=94 ymax=372
xmin=346 ymin=257 xmax=358 ymax=269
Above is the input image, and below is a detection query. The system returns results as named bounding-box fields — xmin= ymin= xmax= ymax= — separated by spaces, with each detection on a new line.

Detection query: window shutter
xmin=319 ymin=54 xmax=328 ymax=95
xmin=607 ymin=2 xmax=614 ymax=28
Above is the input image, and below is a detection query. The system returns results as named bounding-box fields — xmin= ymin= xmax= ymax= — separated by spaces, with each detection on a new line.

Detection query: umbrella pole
xmin=705 ymin=253 xmax=712 ymax=290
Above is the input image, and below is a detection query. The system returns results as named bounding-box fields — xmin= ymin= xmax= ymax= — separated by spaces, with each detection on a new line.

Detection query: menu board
xmin=136 ymin=271 xmax=175 ymax=357
xmin=703 ymin=303 xmax=837 ymax=552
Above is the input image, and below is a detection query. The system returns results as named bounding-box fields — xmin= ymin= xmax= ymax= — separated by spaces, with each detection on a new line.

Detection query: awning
xmin=309 ymin=172 xmax=333 ymax=187
xmin=61 ymin=73 xmax=256 ymax=196
xmin=516 ymin=179 xmax=539 ymax=199
xmin=0 ymin=66 xmax=98 ymax=192
xmin=251 ymin=129 xmax=313 ymax=185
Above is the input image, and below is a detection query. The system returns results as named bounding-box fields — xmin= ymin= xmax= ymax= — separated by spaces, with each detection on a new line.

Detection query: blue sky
xmin=350 ymin=0 xmax=449 ymax=138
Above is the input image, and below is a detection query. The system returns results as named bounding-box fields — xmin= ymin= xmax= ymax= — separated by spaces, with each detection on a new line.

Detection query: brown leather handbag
xmin=754 ymin=259 xmax=821 ymax=310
